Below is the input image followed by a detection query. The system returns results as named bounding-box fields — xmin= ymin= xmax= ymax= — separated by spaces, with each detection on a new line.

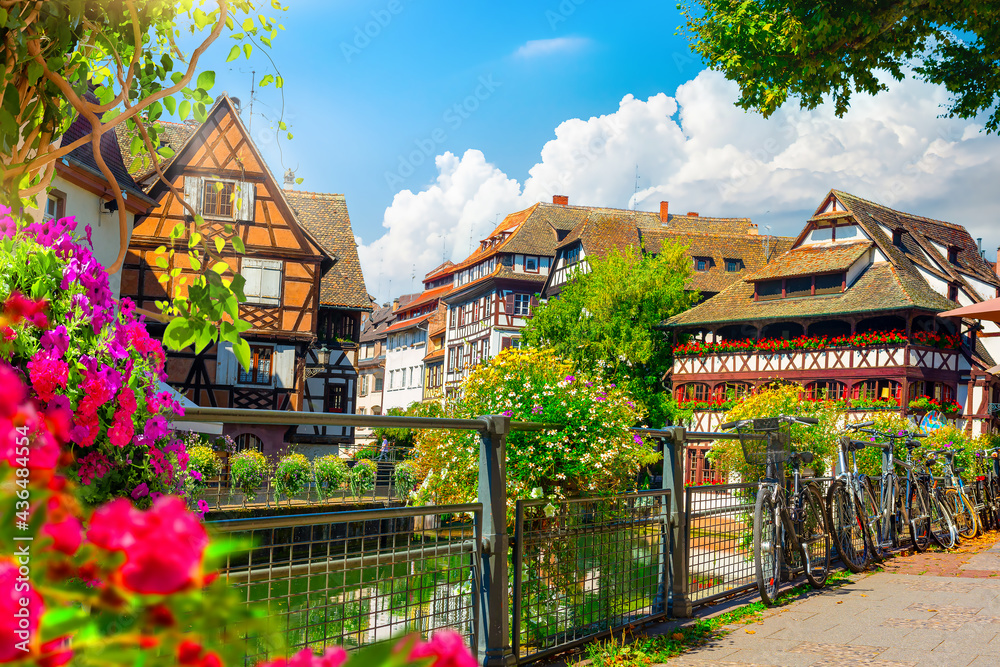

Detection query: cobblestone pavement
xmin=663 ymin=534 xmax=1000 ymax=667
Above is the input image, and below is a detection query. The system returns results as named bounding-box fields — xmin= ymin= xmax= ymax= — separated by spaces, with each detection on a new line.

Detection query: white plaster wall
xmin=917 ymin=267 xmax=950 ymax=299
xmin=846 ymin=252 xmax=871 ymax=286
xmin=961 ymin=272 xmax=998 ymax=301
xmin=383 ymin=344 xmax=426 ymax=410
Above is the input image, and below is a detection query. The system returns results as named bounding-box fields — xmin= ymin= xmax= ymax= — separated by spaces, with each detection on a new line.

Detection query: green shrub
xmin=187 ymin=446 xmax=222 ymax=486
xmin=230 ymin=450 xmax=269 ymax=505
xmin=273 ymin=453 xmax=311 ymax=502
xmin=314 ymin=455 xmax=349 ymax=499
xmin=394 ymin=461 xmax=417 ymax=501
xmin=349 ymin=459 xmax=378 ymax=496
xmin=354 ymin=447 xmax=377 ymax=461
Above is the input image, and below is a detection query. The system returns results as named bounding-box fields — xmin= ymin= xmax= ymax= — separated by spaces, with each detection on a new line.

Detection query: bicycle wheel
xmin=860 ymin=478 xmax=885 ymax=561
xmin=959 ymin=489 xmax=980 ymax=539
xmin=754 ymin=487 xmax=782 ymax=606
xmin=990 ymin=477 xmax=1000 ymax=531
xmin=826 ymin=479 xmax=870 ymax=573
xmin=800 ymin=483 xmax=830 ymax=588
xmin=929 ymin=489 xmax=957 ymax=549
xmin=907 ymin=482 xmax=931 ymax=553
xmin=945 ymin=488 xmax=976 ymax=542
xmin=889 ymin=478 xmax=909 ymax=549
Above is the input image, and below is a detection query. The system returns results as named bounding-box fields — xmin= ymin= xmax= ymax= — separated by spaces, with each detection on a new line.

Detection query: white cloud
xmin=360 ymin=70 xmax=1000 ymax=303
xmin=513 ymin=36 xmax=590 ymax=59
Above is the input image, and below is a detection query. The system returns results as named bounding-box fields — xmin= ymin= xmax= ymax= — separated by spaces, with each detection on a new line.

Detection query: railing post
xmin=476 ymin=414 xmax=515 ymax=667
xmin=664 ymin=426 xmax=692 ymax=618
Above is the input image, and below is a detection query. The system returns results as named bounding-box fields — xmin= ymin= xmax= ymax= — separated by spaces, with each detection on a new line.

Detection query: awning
xmin=158 ymin=381 xmax=223 ymax=435
xmin=938 ymin=298 xmax=1000 ymax=323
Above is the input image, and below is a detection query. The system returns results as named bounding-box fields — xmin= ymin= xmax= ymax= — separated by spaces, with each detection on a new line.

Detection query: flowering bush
xmin=180 ymin=429 xmax=236 ymax=454
xmin=849 ymin=396 xmax=901 ymax=410
xmin=230 ymin=449 xmax=269 ymax=504
xmin=394 ymin=461 xmax=418 ymax=501
xmin=349 ymin=458 xmax=377 ymax=496
xmin=313 ymin=454 xmax=349 ymax=499
xmin=273 ymin=452 xmax=311 ymax=502
xmin=411 ymin=348 xmax=656 ymax=521
xmin=674 ymin=329 xmax=958 ymax=357
xmin=909 ymin=395 xmax=962 ymax=416
xmin=0 ymin=211 xmax=188 ymax=507
xmin=187 ymin=445 xmax=222 ymax=484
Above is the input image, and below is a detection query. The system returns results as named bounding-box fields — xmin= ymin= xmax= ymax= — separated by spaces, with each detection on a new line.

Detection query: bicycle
xmin=928 ymin=448 xmax=980 ymax=541
xmin=899 ymin=434 xmax=933 ymax=553
xmin=720 ymin=416 xmax=830 ymax=606
xmin=972 ymin=447 xmax=1000 ymax=532
xmin=855 ymin=426 xmax=925 ymax=557
xmin=913 ymin=450 xmax=958 ymax=549
xmin=826 ymin=422 xmax=884 ymax=572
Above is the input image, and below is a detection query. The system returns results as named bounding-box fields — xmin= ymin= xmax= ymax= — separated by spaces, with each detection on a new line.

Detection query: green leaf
xmin=232 ymin=236 xmax=246 ymax=254
xmin=197 ymin=70 xmax=216 ymax=91
xmin=178 ymin=99 xmax=191 ymax=120
xmin=163 ymin=317 xmax=197 ymax=351
xmin=244 ymin=43 xmax=253 ymax=59
xmin=226 ymin=45 xmax=240 ymax=62
xmin=214 ymin=237 xmax=225 ymax=253
xmin=294 ymin=177 xmax=303 ymax=184
xmin=258 ymin=74 xmax=274 ymax=87
xmin=233 ymin=338 xmax=252 ymax=370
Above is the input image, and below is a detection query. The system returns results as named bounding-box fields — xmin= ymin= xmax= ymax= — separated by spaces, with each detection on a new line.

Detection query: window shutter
xmin=529 ymin=295 xmax=539 ymax=315
xmin=273 ymin=345 xmax=296 ymax=389
xmin=261 ymin=266 xmax=282 ymax=302
xmin=236 ymin=181 xmax=256 ymax=221
xmin=183 ymin=176 xmax=203 ymax=215
xmin=217 ymin=341 xmax=237 ymax=385
xmin=504 ymin=293 xmax=514 ymax=315
xmin=241 ymin=260 xmax=262 ymax=300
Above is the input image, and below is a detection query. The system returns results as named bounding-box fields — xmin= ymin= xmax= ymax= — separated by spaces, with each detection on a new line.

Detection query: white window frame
xmin=241 ymin=258 xmax=283 ymax=307
xmin=513 ymin=293 xmax=531 ymax=316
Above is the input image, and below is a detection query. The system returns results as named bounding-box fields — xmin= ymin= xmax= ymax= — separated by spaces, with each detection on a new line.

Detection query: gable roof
xmin=284 ymin=190 xmax=370 ymax=310
xmin=115 ymin=119 xmax=199 ymax=182
xmin=665 ymin=190 xmax=986 ymax=329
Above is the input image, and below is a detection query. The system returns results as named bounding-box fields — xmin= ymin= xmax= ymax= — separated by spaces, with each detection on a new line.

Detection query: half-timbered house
xmin=285 ymin=189 xmax=372 ymax=456
xmin=355 ymin=302 xmax=396 ymax=446
xmin=665 ymin=190 xmax=1000 ymax=482
xmin=120 ymin=95 xmax=336 ymax=459
xmin=384 ymin=280 xmax=452 ymax=411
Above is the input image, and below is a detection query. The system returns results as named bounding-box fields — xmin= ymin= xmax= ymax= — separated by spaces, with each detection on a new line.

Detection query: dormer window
xmin=725 ymin=258 xmax=743 ymax=273
xmin=948 ymin=246 xmax=959 ymax=264
xmin=694 ymin=257 xmax=712 ymax=272
xmin=892 ymin=229 xmax=903 ymax=247
xmin=948 ymin=283 xmax=959 ymax=301
xmin=754 ymin=273 xmax=845 ymax=301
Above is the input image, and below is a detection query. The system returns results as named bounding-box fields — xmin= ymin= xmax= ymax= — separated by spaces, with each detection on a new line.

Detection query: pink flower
xmin=257 ymin=647 xmax=348 ymax=667
xmin=195 ymin=499 xmax=210 ymax=518
xmin=42 ymin=514 xmax=83 ymax=556
xmin=131 ymin=483 xmax=149 ymax=500
xmin=26 ymin=353 xmax=68 ymax=403
xmin=0 ymin=560 xmax=44 ymax=662
xmin=39 ymin=326 xmax=70 ymax=359
xmin=88 ymin=496 xmax=209 ymax=594
xmin=410 ymin=630 xmax=477 ymax=667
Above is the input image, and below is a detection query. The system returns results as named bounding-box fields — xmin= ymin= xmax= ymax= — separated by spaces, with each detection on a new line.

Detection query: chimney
xmin=687 ymin=211 xmax=699 ymax=217
xmin=552 ymin=195 xmax=568 ymax=206
xmin=659 ymin=201 xmax=669 ymax=223
xmin=284 ymin=168 xmax=296 ymax=188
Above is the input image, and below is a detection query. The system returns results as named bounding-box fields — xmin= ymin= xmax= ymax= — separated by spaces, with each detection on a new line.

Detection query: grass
xmin=577 ymin=570 xmax=855 ymax=667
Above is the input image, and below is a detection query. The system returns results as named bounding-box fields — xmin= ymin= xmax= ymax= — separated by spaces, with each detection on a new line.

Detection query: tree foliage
xmin=680 ymin=0 xmax=1000 ymax=131
xmin=2 ymin=0 xmax=290 ymax=369
xmin=522 ymin=242 xmax=698 ymax=427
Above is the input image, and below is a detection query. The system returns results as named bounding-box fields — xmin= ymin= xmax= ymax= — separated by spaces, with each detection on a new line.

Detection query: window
xmin=326 ymin=384 xmax=347 ymax=413
xmin=756 ymin=280 xmax=783 ymax=301
xmin=892 ymin=229 xmax=903 ymax=247
xmin=713 ymin=382 xmax=752 ymax=401
xmin=694 ymin=257 xmax=711 ymax=272
xmin=815 ymin=273 xmax=843 ymax=295
xmin=805 ymin=381 xmax=847 ymax=401
xmin=202 ymin=180 xmax=235 ymax=218
xmin=725 ymin=259 xmax=743 ymax=273
xmin=540 ymin=257 xmax=551 ymax=270
xmin=512 ymin=294 xmax=531 ymax=316
xmin=686 ymin=446 xmax=723 ymax=486
xmin=239 ymin=346 xmax=273 ymax=385
xmin=233 ymin=434 xmax=263 ymax=452
xmin=524 ymin=256 xmax=538 ymax=273
xmin=786 ymin=276 xmax=812 ymax=298
xmin=359 ymin=375 xmax=368 ymax=397
xmin=678 ymin=383 xmax=710 ymax=403
xmin=948 ymin=284 xmax=959 ymax=301
xmin=44 ymin=192 xmax=65 ymax=221
xmin=565 ymin=245 xmax=581 ymax=266
xmin=375 ymin=377 xmax=383 ymax=391
xmin=242 ymin=258 xmax=282 ymax=306
xmin=948 ymin=246 xmax=959 ymax=264
xmin=853 ymin=379 xmax=901 ymax=403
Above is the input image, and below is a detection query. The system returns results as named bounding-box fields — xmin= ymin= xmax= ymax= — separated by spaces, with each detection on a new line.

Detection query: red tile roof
xmin=383 ymin=314 xmax=431 ymax=334
xmin=750 ymin=241 xmax=872 ymax=281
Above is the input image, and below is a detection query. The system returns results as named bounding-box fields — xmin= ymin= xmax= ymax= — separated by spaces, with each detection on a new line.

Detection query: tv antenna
xmin=248 ymin=70 xmax=256 ymax=132
xmin=632 ymin=164 xmax=640 ymax=209
xmin=763 ymin=224 xmax=773 ymax=261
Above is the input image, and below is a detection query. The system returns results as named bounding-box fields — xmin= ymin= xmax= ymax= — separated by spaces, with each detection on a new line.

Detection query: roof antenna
xmin=248 ymin=70 xmax=255 ymax=132
xmin=763 ymin=225 xmax=772 ymax=262
xmin=632 ymin=164 xmax=640 ymax=210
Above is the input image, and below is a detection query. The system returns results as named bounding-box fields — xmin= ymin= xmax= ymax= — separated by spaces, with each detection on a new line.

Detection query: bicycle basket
xmin=739 ymin=428 xmax=791 ymax=468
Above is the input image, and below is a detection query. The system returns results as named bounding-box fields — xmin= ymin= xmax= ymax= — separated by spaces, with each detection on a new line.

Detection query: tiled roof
xmin=750 ymin=241 xmax=872 ymax=281
xmin=383 ymin=314 xmax=430 ymax=334
xmin=394 ymin=284 xmax=452 ymax=314
xmin=62 ymin=113 xmax=153 ymax=204
xmin=115 ymin=119 xmax=199 ymax=180
xmin=667 ymin=262 xmax=956 ymax=328
xmin=423 ymin=348 xmax=445 ymax=363
xmin=359 ymin=303 xmax=396 ymax=343
xmin=423 ymin=260 xmax=456 ymax=282
xmin=655 ymin=231 xmax=795 ymax=294
xmin=284 ymin=190 xmax=370 ymax=310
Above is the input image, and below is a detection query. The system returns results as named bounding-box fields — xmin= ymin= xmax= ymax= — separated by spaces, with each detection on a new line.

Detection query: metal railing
xmin=209 ymin=503 xmax=482 ymax=663
xmin=511 ymin=489 xmax=670 ymax=664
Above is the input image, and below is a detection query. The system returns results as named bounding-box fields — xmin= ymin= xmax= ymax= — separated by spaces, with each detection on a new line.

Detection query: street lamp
xmin=317 ymin=345 xmax=331 ymax=366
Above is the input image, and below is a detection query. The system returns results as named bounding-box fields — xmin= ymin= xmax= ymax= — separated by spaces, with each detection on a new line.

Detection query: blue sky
xmin=190 ymin=1 xmax=1000 ymax=301
xmin=204 ymin=1 xmax=695 ymax=236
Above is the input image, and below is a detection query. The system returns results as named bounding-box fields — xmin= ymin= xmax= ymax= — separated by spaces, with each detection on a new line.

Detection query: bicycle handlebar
xmin=845 ymin=421 xmax=876 ymax=429
xmin=719 ymin=415 xmax=818 ymax=431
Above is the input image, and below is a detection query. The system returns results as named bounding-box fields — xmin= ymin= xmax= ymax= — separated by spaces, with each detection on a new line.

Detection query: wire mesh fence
xmin=208 ymin=503 xmax=482 ymax=664
xmin=685 ymin=477 xmax=836 ymax=605
xmin=511 ymin=489 xmax=670 ymax=664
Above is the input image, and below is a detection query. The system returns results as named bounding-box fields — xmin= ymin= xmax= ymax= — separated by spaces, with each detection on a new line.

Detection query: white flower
xmin=543 ymin=502 xmax=557 ymax=518
xmin=529 ymin=487 xmax=544 ymax=499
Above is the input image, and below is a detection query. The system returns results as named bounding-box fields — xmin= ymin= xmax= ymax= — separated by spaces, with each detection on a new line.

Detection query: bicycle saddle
xmin=793 ymin=451 xmax=815 ymax=464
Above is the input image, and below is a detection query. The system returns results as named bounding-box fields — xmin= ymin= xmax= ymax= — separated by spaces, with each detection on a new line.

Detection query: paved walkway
xmin=666 ymin=534 xmax=1000 ymax=667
